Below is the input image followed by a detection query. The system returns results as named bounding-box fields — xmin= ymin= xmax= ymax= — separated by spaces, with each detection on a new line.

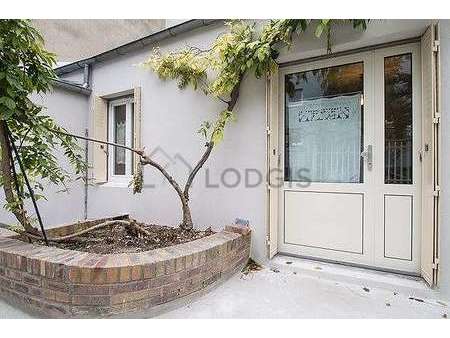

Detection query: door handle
xmin=360 ymin=145 xmax=373 ymax=171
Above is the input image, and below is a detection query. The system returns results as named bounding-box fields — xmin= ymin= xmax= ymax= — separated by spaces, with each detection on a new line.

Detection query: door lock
xmin=360 ymin=145 xmax=373 ymax=171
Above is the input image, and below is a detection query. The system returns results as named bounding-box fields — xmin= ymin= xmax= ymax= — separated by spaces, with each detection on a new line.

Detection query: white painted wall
xmin=0 ymin=87 xmax=88 ymax=228
xmin=59 ymin=69 xmax=85 ymax=84
xmin=438 ymin=20 xmax=450 ymax=300
xmin=278 ymin=19 xmax=430 ymax=63
xmin=85 ymin=22 xmax=269 ymax=262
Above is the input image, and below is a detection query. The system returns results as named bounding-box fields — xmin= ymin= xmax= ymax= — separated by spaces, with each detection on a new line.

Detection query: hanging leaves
xmin=130 ymin=162 xmax=144 ymax=194
xmin=0 ymin=19 xmax=87 ymax=221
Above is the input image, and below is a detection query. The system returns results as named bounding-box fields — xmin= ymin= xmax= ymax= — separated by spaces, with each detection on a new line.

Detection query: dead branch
xmin=24 ymin=220 xmax=154 ymax=243
xmin=127 ymin=219 xmax=156 ymax=239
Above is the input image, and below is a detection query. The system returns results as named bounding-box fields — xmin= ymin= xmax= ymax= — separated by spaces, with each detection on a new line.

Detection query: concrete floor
xmin=1 ymin=255 xmax=448 ymax=318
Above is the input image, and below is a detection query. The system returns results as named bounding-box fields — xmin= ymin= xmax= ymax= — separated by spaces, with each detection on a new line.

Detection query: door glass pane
xmin=285 ymin=62 xmax=364 ymax=183
xmin=384 ymin=53 xmax=412 ymax=184
xmin=114 ymin=104 xmax=126 ymax=175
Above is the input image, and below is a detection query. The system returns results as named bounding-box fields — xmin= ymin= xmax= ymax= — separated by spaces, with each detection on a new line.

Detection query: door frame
xmin=277 ymin=51 xmax=375 ymax=267
xmin=372 ymin=43 xmax=422 ymax=273
xmin=266 ymin=41 xmax=426 ymax=276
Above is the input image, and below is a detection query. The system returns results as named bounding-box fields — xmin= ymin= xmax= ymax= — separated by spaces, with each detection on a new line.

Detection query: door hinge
xmin=433 ymin=40 xmax=440 ymax=53
xmin=266 ymin=235 xmax=271 ymax=246
xmin=433 ymin=112 xmax=441 ymax=124
xmin=266 ymin=127 xmax=272 ymax=135
xmin=433 ymin=186 xmax=441 ymax=197
xmin=432 ymin=258 xmax=439 ymax=270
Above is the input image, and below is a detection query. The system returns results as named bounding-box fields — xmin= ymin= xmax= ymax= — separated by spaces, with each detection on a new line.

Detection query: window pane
xmin=384 ymin=54 xmax=412 ymax=184
xmin=285 ymin=62 xmax=364 ymax=183
xmin=114 ymin=104 xmax=126 ymax=175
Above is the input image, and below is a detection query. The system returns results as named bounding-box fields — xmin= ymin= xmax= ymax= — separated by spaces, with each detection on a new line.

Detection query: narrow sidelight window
xmin=384 ymin=53 xmax=413 ymax=184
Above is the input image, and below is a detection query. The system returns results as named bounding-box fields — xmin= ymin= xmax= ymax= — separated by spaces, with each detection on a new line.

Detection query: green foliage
xmin=145 ymin=19 xmax=369 ymax=149
xmin=210 ymin=110 xmax=235 ymax=145
xmin=0 ymin=20 xmax=87 ymax=213
xmin=144 ymin=47 xmax=208 ymax=90
xmin=198 ymin=110 xmax=235 ymax=145
xmin=314 ymin=19 xmax=369 ymax=52
xmin=130 ymin=162 xmax=144 ymax=194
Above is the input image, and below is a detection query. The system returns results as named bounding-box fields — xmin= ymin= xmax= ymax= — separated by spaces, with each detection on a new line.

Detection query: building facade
xmin=2 ymin=19 xmax=450 ymax=299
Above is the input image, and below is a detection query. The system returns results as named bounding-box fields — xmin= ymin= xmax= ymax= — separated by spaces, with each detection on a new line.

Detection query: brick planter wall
xmin=0 ymin=220 xmax=251 ymax=318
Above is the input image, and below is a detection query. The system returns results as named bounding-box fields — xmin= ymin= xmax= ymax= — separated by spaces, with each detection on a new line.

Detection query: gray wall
xmin=32 ymin=20 xmax=165 ymax=63
xmin=438 ymin=20 xmax=450 ymax=299
xmin=0 ymin=87 xmax=89 ymax=228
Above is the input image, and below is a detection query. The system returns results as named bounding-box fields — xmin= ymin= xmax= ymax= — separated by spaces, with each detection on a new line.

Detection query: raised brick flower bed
xmin=0 ymin=218 xmax=251 ymax=318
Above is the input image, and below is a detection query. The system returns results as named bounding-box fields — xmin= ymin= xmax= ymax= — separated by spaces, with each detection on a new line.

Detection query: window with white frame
xmin=108 ymin=97 xmax=134 ymax=182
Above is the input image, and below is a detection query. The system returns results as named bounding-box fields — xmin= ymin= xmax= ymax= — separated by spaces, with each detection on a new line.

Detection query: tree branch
xmin=23 ymin=219 xmax=158 ymax=243
xmin=140 ymin=154 xmax=185 ymax=200
xmin=47 ymin=128 xmax=144 ymax=156
xmin=227 ymin=77 xmax=243 ymax=111
xmin=183 ymin=142 xmax=214 ymax=199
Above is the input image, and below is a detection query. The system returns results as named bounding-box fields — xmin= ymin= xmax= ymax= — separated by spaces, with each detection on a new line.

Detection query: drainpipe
xmin=82 ymin=64 xmax=91 ymax=88
xmin=84 ymin=128 xmax=89 ymax=219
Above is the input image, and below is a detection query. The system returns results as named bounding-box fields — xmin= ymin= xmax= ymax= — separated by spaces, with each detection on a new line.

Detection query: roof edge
xmin=54 ymin=19 xmax=221 ymax=76
xmin=53 ymin=79 xmax=92 ymax=95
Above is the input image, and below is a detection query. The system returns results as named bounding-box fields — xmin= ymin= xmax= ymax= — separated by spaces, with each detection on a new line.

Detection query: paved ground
xmin=1 ymin=255 xmax=448 ymax=318
xmin=158 ymin=256 xmax=449 ymax=318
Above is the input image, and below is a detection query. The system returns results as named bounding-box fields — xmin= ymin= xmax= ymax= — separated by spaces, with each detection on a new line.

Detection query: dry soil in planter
xmin=30 ymin=223 xmax=214 ymax=254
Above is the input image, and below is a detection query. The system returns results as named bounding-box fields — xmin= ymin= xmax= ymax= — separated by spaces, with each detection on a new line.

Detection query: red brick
xmin=119 ymin=266 xmax=131 ymax=282
xmin=109 ymin=280 xmax=149 ymax=294
xmin=155 ymin=261 xmax=165 ymax=277
xmin=0 ymin=223 xmax=250 ymax=318
xmin=73 ymin=294 xmax=110 ymax=306
xmin=175 ymin=257 xmax=185 ymax=272
xmin=42 ymin=279 xmax=69 ymax=293
xmin=91 ymin=268 xmax=107 ymax=284
xmin=54 ymin=291 xmax=71 ymax=304
xmin=79 ymin=268 xmax=92 ymax=284
xmin=165 ymin=259 xmax=176 ymax=275
xmin=143 ymin=264 xmax=156 ymax=279
xmin=67 ymin=267 xmax=81 ymax=283
xmin=225 ymin=224 xmax=251 ymax=236
xmin=73 ymin=284 xmax=111 ymax=295
xmin=105 ymin=267 xmax=120 ymax=283
xmin=131 ymin=265 xmax=142 ymax=281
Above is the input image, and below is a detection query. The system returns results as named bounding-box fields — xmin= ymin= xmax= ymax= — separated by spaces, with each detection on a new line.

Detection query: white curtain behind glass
xmin=286 ymin=94 xmax=362 ymax=183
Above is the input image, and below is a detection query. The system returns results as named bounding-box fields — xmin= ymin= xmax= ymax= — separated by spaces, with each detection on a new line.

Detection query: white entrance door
xmin=278 ymin=43 xmax=421 ymax=274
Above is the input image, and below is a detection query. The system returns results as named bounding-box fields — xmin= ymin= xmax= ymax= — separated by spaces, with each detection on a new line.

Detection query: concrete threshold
xmin=270 ymin=255 xmax=439 ymax=301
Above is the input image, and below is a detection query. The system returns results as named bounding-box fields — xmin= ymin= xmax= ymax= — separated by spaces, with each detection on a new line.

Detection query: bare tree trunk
xmin=184 ymin=142 xmax=214 ymax=201
xmin=0 ymin=121 xmax=36 ymax=234
xmin=180 ymin=195 xmax=193 ymax=230
xmin=141 ymin=79 xmax=243 ymax=231
xmin=178 ymin=141 xmax=214 ymax=230
xmin=140 ymin=153 xmax=194 ymax=230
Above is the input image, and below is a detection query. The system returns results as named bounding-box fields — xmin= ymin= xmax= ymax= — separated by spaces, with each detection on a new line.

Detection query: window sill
xmin=99 ymin=181 xmax=132 ymax=188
